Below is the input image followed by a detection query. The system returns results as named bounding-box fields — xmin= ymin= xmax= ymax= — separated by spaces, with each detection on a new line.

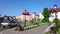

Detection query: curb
xmin=24 ymin=23 xmax=47 ymax=30
xmin=44 ymin=23 xmax=54 ymax=32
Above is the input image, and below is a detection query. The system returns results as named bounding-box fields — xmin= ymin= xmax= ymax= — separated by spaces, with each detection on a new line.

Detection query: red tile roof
xmin=49 ymin=8 xmax=60 ymax=13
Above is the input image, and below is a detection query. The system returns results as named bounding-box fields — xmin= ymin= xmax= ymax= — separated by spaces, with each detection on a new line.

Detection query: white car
xmin=1 ymin=22 xmax=9 ymax=26
xmin=1 ymin=22 xmax=9 ymax=28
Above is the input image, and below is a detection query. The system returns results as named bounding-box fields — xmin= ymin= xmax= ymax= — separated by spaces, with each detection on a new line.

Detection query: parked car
xmin=1 ymin=22 xmax=9 ymax=26
xmin=1 ymin=22 xmax=9 ymax=28
xmin=8 ymin=21 xmax=18 ymax=27
xmin=1 ymin=21 xmax=18 ymax=28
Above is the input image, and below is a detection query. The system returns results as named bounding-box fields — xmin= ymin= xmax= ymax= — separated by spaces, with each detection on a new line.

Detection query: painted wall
xmin=49 ymin=12 xmax=60 ymax=22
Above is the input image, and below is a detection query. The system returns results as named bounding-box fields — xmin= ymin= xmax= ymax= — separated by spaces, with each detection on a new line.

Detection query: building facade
xmin=16 ymin=12 xmax=39 ymax=22
xmin=49 ymin=7 xmax=60 ymax=22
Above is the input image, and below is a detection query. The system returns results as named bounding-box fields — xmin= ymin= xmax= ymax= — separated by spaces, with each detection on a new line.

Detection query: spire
xmin=53 ymin=4 xmax=57 ymax=8
xmin=24 ymin=9 xmax=27 ymax=11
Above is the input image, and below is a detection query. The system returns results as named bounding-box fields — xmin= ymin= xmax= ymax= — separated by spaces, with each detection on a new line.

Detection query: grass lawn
xmin=25 ymin=21 xmax=45 ymax=27
xmin=22 ymin=21 xmax=48 ymax=30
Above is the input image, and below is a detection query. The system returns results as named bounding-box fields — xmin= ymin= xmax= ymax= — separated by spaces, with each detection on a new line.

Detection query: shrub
xmin=53 ymin=18 xmax=59 ymax=23
xmin=14 ymin=27 xmax=18 ymax=31
xmin=58 ymin=20 xmax=60 ymax=28
xmin=45 ymin=32 xmax=48 ymax=34
xmin=19 ymin=26 xmax=24 ymax=31
xmin=58 ymin=28 xmax=60 ymax=34
xmin=41 ymin=18 xmax=49 ymax=23
xmin=53 ymin=18 xmax=60 ymax=28
xmin=14 ymin=25 xmax=24 ymax=31
xmin=0 ymin=20 xmax=3 ymax=23
xmin=33 ymin=23 xmax=39 ymax=25
xmin=17 ymin=25 xmax=24 ymax=31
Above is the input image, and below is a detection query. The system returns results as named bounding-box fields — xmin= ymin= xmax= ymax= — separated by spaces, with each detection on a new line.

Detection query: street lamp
xmin=22 ymin=10 xmax=30 ymax=26
xmin=54 ymin=4 xmax=58 ymax=32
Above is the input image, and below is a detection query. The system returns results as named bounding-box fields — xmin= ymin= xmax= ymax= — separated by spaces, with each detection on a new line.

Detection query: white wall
xmin=57 ymin=12 xmax=60 ymax=20
xmin=49 ymin=12 xmax=60 ymax=22
xmin=39 ymin=13 xmax=44 ymax=21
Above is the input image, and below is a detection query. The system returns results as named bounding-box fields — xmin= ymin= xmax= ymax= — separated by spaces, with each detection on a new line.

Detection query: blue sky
xmin=0 ymin=0 xmax=60 ymax=16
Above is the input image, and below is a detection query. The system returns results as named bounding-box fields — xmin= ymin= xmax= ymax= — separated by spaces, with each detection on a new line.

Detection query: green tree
xmin=42 ymin=8 xmax=50 ymax=18
xmin=41 ymin=18 xmax=49 ymax=23
xmin=41 ymin=8 xmax=50 ymax=22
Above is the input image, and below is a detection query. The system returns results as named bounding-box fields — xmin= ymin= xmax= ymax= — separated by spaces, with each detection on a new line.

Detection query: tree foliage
xmin=41 ymin=8 xmax=50 ymax=23
xmin=41 ymin=18 xmax=49 ymax=23
xmin=42 ymin=8 xmax=50 ymax=18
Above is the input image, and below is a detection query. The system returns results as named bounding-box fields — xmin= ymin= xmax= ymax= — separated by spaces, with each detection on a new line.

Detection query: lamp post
xmin=54 ymin=4 xmax=58 ymax=33
xmin=22 ymin=10 xmax=30 ymax=26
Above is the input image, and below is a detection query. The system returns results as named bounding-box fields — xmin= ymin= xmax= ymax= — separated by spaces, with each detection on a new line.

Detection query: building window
xmin=52 ymin=15 xmax=54 ymax=17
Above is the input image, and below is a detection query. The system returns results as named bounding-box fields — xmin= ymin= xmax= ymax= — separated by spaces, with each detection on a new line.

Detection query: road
xmin=0 ymin=23 xmax=49 ymax=34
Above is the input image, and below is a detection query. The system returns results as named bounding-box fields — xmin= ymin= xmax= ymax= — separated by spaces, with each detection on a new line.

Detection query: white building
xmin=48 ymin=4 xmax=60 ymax=22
